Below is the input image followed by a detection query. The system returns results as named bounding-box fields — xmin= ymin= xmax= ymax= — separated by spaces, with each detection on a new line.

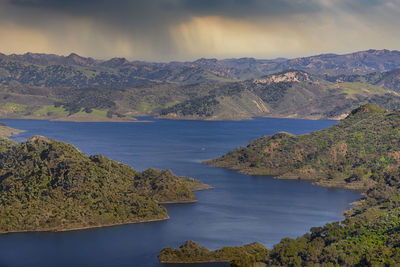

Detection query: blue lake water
xmin=0 ymin=117 xmax=360 ymax=267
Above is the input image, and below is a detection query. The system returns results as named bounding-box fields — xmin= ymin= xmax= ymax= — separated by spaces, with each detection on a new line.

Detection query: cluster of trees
xmin=53 ymin=86 xmax=120 ymax=115
xmin=160 ymin=95 xmax=219 ymax=117
xmin=266 ymin=169 xmax=400 ymax=266
xmin=159 ymin=240 xmax=268 ymax=267
xmin=0 ymin=136 xmax=206 ymax=232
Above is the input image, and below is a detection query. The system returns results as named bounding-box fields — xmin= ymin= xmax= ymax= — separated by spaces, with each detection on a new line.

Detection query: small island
xmin=0 ymin=133 xmax=210 ymax=233
xmin=160 ymin=105 xmax=400 ymax=266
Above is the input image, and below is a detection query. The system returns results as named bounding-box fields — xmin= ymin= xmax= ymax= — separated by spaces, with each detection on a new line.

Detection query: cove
xmin=0 ymin=117 xmax=361 ymax=267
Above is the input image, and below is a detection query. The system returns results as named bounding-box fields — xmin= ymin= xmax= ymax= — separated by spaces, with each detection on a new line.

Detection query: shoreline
xmin=0 ymin=116 xmax=153 ymax=123
xmin=0 ymin=125 xmax=25 ymax=138
xmin=157 ymin=112 xmax=344 ymax=121
xmin=159 ymin=260 xmax=230 ymax=264
xmin=160 ymin=199 xmax=197 ymax=204
xmin=204 ymin=162 xmax=368 ymax=192
xmin=0 ymin=188 xmax=213 ymax=235
xmin=0 ymin=190 xmax=215 ymax=235
xmin=0 ymin=217 xmax=170 ymax=235
xmin=0 ymin=114 xmax=342 ymax=123
xmin=202 ymin=163 xmax=365 ymax=217
xmin=158 ymin=164 xmax=364 ymax=265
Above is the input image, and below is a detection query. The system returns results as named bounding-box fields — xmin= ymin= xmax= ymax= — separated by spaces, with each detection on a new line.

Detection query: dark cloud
xmin=9 ymin=0 xmax=320 ymax=17
xmin=3 ymin=0 xmax=321 ymax=39
xmin=8 ymin=0 xmax=393 ymax=17
xmin=0 ymin=0 xmax=399 ymax=60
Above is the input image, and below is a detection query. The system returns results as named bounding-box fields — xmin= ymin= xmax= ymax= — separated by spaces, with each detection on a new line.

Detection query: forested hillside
xmin=0 ymin=135 xmax=210 ymax=233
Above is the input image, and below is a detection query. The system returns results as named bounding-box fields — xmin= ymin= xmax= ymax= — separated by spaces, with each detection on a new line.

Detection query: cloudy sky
xmin=0 ymin=0 xmax=399 ymax=61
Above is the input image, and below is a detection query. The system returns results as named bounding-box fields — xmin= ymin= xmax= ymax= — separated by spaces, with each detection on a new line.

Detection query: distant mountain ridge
xmin=326 ymin=67 xmax=400 ymax=93
xmin=2 ymin=49 xmax=400 ymax=121
xmin=2 ymin=49 xmax=400 ymax=82
xmin=279 ymin=49 xmax=400 ymax=75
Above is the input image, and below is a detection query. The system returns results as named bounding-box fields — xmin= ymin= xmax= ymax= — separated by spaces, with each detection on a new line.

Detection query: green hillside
xmin=158 ymin=71 xmax=400 ymax=120
xmin=0 ymin=136 xmax=209 ymax=233
xmin=206 ymin=104 xmax=398 ymax=190
xmin=159 ymin=240 xmax=268 ymax=266
xmin=162 ymin=105 xmax=400 ymax=266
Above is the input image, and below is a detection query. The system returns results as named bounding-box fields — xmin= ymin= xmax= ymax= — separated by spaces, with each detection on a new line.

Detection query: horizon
xmin=0 ymin=48 xmax=397 ymax=63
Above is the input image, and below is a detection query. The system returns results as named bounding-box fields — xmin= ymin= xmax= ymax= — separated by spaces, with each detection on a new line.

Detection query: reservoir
xmin=0 ymin=117 xmax=360 ymax=267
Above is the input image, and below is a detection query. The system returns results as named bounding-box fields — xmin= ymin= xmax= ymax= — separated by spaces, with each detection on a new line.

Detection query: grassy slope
xmin=158 ymin=71 xmax=400 ymax=121
xmin=0 ymin=136 xmax=210 ymax=233
xmin=2 ymin=67 xmax=400 ymax=121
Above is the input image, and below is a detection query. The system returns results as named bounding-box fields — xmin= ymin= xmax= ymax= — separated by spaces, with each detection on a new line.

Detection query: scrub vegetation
xmin=162 ymin=105 xmax=400 ymax=266
xmin=0 ymin=135 xmax=210 ymax=233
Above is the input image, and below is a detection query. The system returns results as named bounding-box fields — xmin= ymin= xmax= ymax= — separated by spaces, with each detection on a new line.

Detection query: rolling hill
xmin=2 ymin=50 xmax=400 ymax=121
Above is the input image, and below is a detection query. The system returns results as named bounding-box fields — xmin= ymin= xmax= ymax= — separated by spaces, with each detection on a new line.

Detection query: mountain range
xmin=2 ymin=49 xmax=400 ymax=121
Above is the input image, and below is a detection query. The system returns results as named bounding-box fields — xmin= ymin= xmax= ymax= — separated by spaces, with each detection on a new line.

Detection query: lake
xmin=0 ymin=117 xmax=360 ymax=267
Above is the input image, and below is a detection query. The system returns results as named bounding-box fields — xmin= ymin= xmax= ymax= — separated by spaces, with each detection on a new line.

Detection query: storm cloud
xmin=0 ymin=0 xmax=399 ymax=60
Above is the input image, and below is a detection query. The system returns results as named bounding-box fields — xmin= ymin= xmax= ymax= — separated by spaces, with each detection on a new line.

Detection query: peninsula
xmin=0 ymin=133 xmax=210 ymax=233
xmin=206 ymin=104 xmax=395 ymax=190
xmin=0 ymin=123 xmax=24 ymax=138
xmin=160 ymin=105 xmax=400 ymax=266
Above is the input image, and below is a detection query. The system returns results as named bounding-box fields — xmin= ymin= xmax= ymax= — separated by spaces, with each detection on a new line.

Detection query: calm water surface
xmin=0 ymin=117 xmax=360 ymax=267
